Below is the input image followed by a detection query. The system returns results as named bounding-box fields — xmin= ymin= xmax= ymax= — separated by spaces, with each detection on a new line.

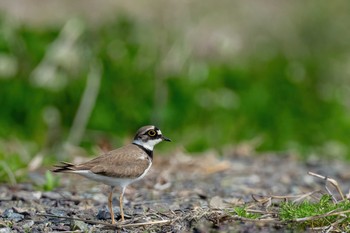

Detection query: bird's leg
xmin=108 ymin=186 xmax=116 ymax=224
xmin=119 ymin=186 xmax=127 ymax=222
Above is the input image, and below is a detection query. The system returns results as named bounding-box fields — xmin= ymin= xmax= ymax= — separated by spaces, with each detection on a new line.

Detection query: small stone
xmin=32 ymin=192 xmax=42 ymax=200
xmin=22 ymin=220 xmax=34 ymax=229
xmin=96 ymin=207 xmax=110 ymax=220
xmin=42 ymin=191 xmax=62 ymax=200
xmin=132 ymin=206 xmax=146 ymax=215
xmin=0 ymin=227 xmax=11 ymax=233
xmin=49 ymin=209 xmax=67 ymax=217
xmin=169 ymin=203 xmax=180 ymax=211
xmin=2 ymin=208 xmax=24 ymax=222
xmin=71 ymin=220 xmax=89 ymax=231
xmin=92 ymin=193 xmax=106 ymax=203
xmin=47 ymin=208 xmax=69 ymax=224
xmin=209 ymin=196 xmax=230 ymax=209
xmin=51 ymin=224 xmax=70 ymax=231
xmin=194 ymin=188 xmax=208 ymax=199
xmin=96 ymin=206 xmax=120 ymax=220
xmin=12 ymin=207 xmax=32 ymax=216
xmin=15 ymin=191 xmax=42 ymax=201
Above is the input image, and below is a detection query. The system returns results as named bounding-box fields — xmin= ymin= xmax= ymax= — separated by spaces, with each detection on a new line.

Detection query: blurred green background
xmin=1 ymin=1 xmax=350 ymax=183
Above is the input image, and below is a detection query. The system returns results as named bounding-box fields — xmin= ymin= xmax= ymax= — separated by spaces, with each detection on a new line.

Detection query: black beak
xmin=162 ymin=136 xmax=171 ymax=142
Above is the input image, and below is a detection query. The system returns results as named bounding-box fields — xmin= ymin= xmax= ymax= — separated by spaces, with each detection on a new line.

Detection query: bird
xmin=51 ymin=125 xmax=171 ymax=224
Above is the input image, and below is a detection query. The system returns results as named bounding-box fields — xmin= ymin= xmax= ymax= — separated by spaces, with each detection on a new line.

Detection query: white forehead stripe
xmin=157 ymin=130 xmax=162 ymax=135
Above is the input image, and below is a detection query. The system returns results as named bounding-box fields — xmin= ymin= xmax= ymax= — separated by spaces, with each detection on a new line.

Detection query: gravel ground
xmin=1 ymin=149 xmax=349 ymax=232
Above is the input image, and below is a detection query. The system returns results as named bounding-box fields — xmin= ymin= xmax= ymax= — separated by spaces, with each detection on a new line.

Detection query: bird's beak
xmin=162 ymin=136 xmax=171 ymax=142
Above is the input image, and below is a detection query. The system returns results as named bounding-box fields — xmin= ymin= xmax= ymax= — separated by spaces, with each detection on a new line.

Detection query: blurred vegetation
xmin=1 ymin=1 xmax=350 ymax=182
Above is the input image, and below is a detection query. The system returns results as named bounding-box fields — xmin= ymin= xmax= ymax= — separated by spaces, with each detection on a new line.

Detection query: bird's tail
xmin=51 ymin=162 xmax=76 ymax=173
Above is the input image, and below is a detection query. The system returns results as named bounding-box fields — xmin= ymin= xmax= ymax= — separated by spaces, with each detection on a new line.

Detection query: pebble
xmin=42 ymin=191 xmax=62 ymax=200
xmin=15 ymin=191 xmax=42 ymax=201
xmin=96 ymin=206 xmax=120 ymax=220
xmin=0 ymin=228 xmax=11 ymax=233
xmin=49 ymin=208 xmax=67 ymax=217
xmin=96 ymin=207 xmax=110 ymax=220
xmin=51 ymin=224 xmax=70 ymax=231
xmin=21 ymin=220 xmax=34 ymax=228
xmin=209 ymin=196 xmax=231 ymax=209
xmin=2 ymin=208 xmax=24 ymax=222
xmin=92 ymin=193 xmax=106 ymax=203
xmin=12 ymin=207 xmax=32 ymax=216
xmin=169 ymin=203 xmax=180 ymax=211
xmin=71 ymin=220 xmax=89 ymax=231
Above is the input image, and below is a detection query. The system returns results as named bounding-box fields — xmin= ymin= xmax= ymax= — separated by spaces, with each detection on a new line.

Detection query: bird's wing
xmin=74 ymin=144 xmax=151 ymax=179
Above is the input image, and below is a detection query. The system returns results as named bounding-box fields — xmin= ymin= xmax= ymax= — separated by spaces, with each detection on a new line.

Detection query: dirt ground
xmin=1 ymin=148 xmax=350 ymax=232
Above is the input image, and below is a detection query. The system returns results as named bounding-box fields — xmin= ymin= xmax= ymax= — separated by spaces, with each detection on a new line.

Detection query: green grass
xmin=39 ymin=170 xmax=60 ymax=191
xmin=227 ymin=194 xmax=350 ymax=231
xmin=280 ymin=195 xmax=350 ymax=229
xmin=233 ymin=206 xmax=260 ymax=219
xmin=0 ymin=150 xmax=29 ymax=184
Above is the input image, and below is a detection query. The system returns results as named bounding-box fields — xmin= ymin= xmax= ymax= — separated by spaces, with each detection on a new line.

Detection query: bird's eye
xmin=148 ymin=130 xmax=156 ymax=137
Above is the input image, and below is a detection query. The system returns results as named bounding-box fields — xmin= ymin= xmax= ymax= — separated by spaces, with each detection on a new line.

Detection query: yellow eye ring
xmin=148 ymin=130 xmax=156 ymax=137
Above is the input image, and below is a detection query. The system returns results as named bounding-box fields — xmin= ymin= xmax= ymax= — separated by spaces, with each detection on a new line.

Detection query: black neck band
xmin=132 ymin=143 xmax=153 ymax=160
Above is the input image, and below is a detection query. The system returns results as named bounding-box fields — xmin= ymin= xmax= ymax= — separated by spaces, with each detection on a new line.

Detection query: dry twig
xmin=293 ymin=209 xmax=350 ymax=222
xmin=37 ymin=213 xmax=172 ymax=229
xmin=308 ymin=171 xmax=345 ymax=201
